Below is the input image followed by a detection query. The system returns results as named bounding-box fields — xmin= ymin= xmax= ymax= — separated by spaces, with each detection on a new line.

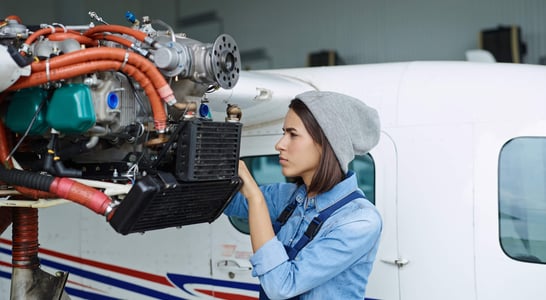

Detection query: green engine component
xmin=5 ymin=88 xmax=49 ymax=135
xmin=46 ymin=84 xmax=96 ymax=133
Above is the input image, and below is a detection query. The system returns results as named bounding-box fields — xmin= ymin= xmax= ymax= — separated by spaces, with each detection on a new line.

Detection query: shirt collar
xmin=294 ymin=171 xmax=360 ymax=212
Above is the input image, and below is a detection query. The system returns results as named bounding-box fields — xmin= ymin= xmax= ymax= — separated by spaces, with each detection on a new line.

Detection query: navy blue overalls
xmin=258 ymin=190 xmax=363 ymax=300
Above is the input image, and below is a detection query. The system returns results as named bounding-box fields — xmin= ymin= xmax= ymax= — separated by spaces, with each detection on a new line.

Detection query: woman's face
xmin=275 ymin=108 xmax=322 ymax=187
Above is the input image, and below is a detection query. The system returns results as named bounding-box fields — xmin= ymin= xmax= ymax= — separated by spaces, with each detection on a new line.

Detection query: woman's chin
xmin=281 ymin=168 xmax=293 ymax=178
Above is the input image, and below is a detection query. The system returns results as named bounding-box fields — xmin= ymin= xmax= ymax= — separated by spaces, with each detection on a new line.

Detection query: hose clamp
xmin=120 ymin=51 xmax=130 ymax=69
xmin=104 ymin=201 xmax=119 ymax=221
xmin=45 ymin=58 xmax=50 ymax=83
xmin=51 ymin=23 xmax=67 ymax=33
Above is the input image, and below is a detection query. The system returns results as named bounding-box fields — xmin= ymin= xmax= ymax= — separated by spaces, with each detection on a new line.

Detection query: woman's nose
xmin=275 ymin=135 xmax=286 ymax=151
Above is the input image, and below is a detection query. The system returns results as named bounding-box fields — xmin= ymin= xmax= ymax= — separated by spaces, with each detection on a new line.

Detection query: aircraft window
xmin=229 ymin=154 xmax=376 ymax=234
xmin=499 ymin=137 xmax=546 ymax=264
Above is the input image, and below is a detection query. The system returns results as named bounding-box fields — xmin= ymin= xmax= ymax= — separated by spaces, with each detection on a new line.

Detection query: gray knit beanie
xmin=296 ymin=91 xmax=380 ymax=174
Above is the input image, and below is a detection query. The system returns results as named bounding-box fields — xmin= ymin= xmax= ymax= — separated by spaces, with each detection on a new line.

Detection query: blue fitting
xmin=125 ymin=11 xmax=137 ymax=24
xmin=107 ymin=92 xmax=119 ymax=109
xmin=199 ymin=103 xmax=211 ymax=118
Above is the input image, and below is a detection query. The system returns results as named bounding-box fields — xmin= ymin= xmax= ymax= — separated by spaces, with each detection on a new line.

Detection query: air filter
xmin=109 ymin=172 xmax=242 ymax=235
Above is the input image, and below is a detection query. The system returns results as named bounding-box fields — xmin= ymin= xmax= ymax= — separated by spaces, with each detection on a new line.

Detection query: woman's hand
xmin=238 ymin=160 xmax=262 ymax=201
xmin=238 ymin=160 xmax=275 ymax=252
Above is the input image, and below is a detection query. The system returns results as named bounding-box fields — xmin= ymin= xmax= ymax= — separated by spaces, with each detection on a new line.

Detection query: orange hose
xmin=5 ymin=15 xmax=22 ymax=24
xmin=116 ymin=63 xmax=167 ymax=130
xmin=30 ymin=47 xmax=162 ymax=86
xmin=29 ymin=47 xmax=175 ymax=105
xmin=48 ymin=32 xmax=99 ymax=47
xmin=24 ymin=26 xmax=65 ymax=46
xmin=84 ymin=24 xmax=148 ymax=43
xmin=8 ymin=60 xmax=167 ymax=131
xmin=24 ymin=24 xmax=144 ymax=49
xmin=91 ymin=33 xmax=134 ymax=48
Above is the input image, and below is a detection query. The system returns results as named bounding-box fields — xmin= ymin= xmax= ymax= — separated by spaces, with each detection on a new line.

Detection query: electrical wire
xmin=5 ymin=97 xmax=48 ymax=161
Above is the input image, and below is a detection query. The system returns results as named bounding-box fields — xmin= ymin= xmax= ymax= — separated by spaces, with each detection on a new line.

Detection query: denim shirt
xmin=224 ymin=172 xmax=382 ymax=300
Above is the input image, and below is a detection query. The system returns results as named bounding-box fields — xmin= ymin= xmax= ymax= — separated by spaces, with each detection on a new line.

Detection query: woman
xmin=224 ymin=90 xmax=382 ymax=299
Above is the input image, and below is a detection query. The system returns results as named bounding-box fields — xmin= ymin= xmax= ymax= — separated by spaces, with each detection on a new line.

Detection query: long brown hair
xmin=289 ymin=99 xmax=345 ymax=194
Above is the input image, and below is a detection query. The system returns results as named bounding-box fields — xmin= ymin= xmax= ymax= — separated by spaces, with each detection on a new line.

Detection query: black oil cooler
xmin=109 ymin=119 xmax=243 ymax=235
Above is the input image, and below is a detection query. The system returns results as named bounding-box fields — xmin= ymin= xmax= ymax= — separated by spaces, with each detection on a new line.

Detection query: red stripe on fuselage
xmin=0 ymin=238 xmax=172 ymax=287
xmin=196 ymin=289 xmax=257 ymax=300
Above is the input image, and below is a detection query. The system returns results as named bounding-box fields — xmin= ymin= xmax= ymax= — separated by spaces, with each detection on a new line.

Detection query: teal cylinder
xmin=5 ymin=88 xmax=49 ymax=135
xmin=46 ymin=84 xmax=96 ymax=133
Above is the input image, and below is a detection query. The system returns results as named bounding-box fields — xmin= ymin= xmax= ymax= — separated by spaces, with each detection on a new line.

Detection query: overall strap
xmin=261 ymin=192 xmax=301 ymax=300
xmin=259 ymin=286 xmax=299 ymax=300
xmin=272 ymin=192 xmax=298 ymax=234
xmin=285 ymin=190 xmax=363 ymax=260
xmin=261 ymin=190 xmax=364 ymax=300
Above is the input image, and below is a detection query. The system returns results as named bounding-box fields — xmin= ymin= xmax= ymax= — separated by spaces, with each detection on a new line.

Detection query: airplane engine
xmin=0 ymin=12 xmax=243 ymax=234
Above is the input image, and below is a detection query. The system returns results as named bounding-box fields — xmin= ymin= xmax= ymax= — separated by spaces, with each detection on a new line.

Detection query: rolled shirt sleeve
xmin=251 ymin=199 xmax=382 ymax=299
xmin=225 ymin=173 xmax=382 ymax=299
xmin=224 ymin=183 xmax=298 ymax=220
xmin=250 ymin=236 xmax=289 ymax=277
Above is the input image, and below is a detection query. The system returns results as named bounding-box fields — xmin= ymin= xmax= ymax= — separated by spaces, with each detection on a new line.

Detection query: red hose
xmin=49 ymin=177 xmax=111 ymax=215
xmin=11 ymin=208 xmax=39 ymax=269
xmin=0 ymin=121 xmax=113 ymax=215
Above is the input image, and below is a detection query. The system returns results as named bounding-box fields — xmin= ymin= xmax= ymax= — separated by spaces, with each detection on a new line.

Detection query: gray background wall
xmin=2 ymin=0 xmax=545 ymax=69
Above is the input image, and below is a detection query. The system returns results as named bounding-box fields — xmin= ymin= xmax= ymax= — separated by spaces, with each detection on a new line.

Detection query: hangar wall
xmin=1 ymin=0 xmax=545 ymax=68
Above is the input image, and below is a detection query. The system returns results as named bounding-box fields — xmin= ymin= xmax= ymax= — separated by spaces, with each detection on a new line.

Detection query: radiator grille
xmin=109 ymin=172 xmax=242 ymax=235
xmin=176 ymin=119 xmax=241 ymax=181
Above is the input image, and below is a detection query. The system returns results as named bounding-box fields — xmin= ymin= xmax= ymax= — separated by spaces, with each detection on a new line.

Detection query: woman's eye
xmin=282 ymin=130 xmax=297 ymax=137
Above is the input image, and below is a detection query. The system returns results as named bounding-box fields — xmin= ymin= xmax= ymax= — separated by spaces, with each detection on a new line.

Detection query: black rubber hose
xmin=0 ymin=164 xmax=54 ymax=192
